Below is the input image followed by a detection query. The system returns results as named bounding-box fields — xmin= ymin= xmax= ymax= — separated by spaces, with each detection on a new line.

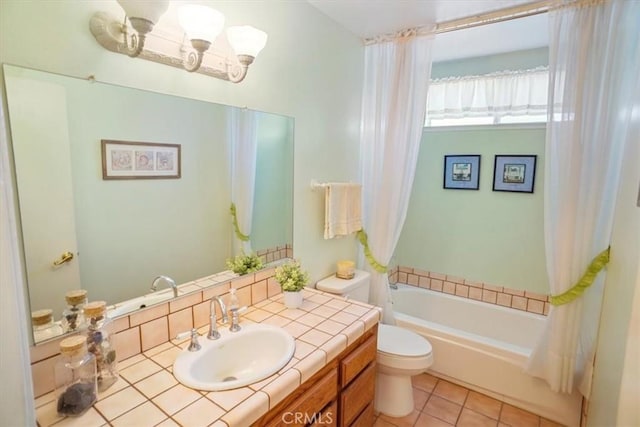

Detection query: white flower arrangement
xmin=274 ymin=260 xmax=309 ymax=292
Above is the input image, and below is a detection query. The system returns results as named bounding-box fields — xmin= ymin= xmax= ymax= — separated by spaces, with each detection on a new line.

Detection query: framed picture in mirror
xmin=101 ymin=140 xmax=181 ymax=180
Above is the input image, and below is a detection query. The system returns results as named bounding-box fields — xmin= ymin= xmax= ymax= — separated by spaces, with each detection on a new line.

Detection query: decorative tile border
xmin=257 ymin=244 xmax=292 ymax=264
xmin=389 ymin=266 xmax=550 ymax=316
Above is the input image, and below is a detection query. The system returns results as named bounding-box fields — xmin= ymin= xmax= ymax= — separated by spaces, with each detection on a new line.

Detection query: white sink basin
xmin=173 ymin=323 xmax=295 ymax=391
xmin=107 ymin=292 xmax=173 ymax=318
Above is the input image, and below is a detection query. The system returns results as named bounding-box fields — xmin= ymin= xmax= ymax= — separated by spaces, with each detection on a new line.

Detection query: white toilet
xmin=316 ymin=269 xmax=433 ymax=417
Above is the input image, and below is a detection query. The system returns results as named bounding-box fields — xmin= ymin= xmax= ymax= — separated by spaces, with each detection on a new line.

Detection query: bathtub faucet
xmin=389 ymin=283 xmax=398 ymax=290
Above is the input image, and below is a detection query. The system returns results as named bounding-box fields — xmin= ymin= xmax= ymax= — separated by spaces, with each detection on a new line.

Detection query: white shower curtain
xmin=229 ymin=107 xmax=258 ymax=255
xmin=359 ymin=30 xmax=434 ymax=323
xmin=526 ymin=0 xmax=640 ymax=395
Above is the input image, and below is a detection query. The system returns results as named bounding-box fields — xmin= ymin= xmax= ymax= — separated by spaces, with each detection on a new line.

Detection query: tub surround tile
xmin=496 ymin=293 xmax=512 ymax=307
xmin=398 ymin=272 xmax=408 ymax=283
xmin=511 ymin=295 xmax=528 ymax=311
xmin=429 ymin=272 xmax=447 ymax=280
xmin=527 ymin=298 xmax=545 ymax=314
xmin=482 ymin=284 xmax=503 ymax=293
xmin=431 ymin=279 xmax=444 ymax=292
xmin=482 ymin=290 xmax=498 ymax=304
xmin=419 ymin=276 xmax=431 ymax=288
xmin=465 ymin=279 xmax=483 ymax=289
xmin=443 ymin=282 xmax=456 ymax=295
xmin=468 ymin=287 xmax=483 ymax=301
xmin=408 ymin=274 xmax=420 ymax=286
xmin=503 ymin=288 xmax=525 ymax=296
xmin=455 ymin=284 xmax=469 ymax=298
xmin=399 ymin=266 xmax=414 ymax=273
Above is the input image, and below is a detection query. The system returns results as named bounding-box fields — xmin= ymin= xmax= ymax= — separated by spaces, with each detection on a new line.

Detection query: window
xmin=425 ymin=67 xmax=549 ymax=127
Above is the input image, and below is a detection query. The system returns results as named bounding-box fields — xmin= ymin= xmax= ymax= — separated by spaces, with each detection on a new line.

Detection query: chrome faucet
xmin=176 ymin=328 xmax=201 ymax=352
xmin=208 ymin=295 xmax=228 ymax=340
xmin=150 ymin=275 xmax=178 ymax=298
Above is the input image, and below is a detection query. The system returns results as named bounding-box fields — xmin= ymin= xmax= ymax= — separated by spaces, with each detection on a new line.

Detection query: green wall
xmin=395 ymin=127 xmax=548 ymax=293
xmin=394 ymin=48 xmax=551 ymax=293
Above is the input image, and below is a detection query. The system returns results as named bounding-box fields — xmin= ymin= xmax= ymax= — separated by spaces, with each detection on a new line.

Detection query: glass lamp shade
xmin=227 ymin=26 xmax=268 ymax=58
xmin=178 ymin=5 xmax=225 ymax=43
xmin=117 ymin=0 xmax=169 ymax=23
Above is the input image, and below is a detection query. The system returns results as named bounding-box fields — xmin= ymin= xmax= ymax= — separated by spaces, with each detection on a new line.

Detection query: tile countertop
xmin=35 ymin=288 xmax=382 ymax=427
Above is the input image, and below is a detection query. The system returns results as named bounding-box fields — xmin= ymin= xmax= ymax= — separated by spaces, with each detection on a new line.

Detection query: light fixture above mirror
xmin=90 ymin=1 xmax=267 ymax=83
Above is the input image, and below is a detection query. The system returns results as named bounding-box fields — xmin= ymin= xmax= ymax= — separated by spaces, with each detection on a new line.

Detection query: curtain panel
xmin=526 ymin=0 xmax=640 ymax=395
xmin=427 ymin=67 xmax=549 ymax=119
xmin=359 ymin=31 xmax=434 ymax=323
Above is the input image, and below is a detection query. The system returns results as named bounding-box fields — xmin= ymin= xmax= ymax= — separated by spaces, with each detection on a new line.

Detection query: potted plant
xmin=274 ymin=260 xmax=309 ymax=308
xmin=226 ymin=252 xmax=263 ymax=276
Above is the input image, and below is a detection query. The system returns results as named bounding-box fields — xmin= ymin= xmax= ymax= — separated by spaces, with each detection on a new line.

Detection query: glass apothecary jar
xmin=31 ymin=309 xmax=63 ymax=342
xmin=55 ymin=335 xmax=97 ymax=417
xmin=83 ymin=301 xmax=118 ymax=391
xmin=61 ymin=289 xmax=88 ymax=333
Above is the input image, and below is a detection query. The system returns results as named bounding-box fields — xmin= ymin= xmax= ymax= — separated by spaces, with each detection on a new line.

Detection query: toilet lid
xmin=377 ymin=324 xmax=432 ymax=357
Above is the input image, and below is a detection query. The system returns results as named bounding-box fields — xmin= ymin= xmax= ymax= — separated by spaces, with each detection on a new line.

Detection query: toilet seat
xmin=376 ymin=324 xmax=434 ymax=371
xmin=378 ymin=324 xmax=432 ymax=356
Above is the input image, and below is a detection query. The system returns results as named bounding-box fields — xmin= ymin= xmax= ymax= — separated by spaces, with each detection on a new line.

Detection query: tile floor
xmin=374 ymin=373 xmax=565 ymax=427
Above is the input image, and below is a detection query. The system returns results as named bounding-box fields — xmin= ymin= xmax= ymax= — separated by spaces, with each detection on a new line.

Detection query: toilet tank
xmin=316 ymin=269 xmax=371 ymax=303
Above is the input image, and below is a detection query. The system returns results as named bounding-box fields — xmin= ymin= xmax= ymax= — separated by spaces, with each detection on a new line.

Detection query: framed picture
xmin=493 ymin=155 xmax=537 ymax=193
xmin=101 ymin=140 xmax=181 ymax=180
xmin=443 ymin=155 xmax=481 ymax=190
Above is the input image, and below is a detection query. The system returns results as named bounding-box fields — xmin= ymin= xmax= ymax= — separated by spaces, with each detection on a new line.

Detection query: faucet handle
xmin=176 ymin=328 xmax=201 ymax=352
xmin=229 ymin=306 xmax=247 ymax=332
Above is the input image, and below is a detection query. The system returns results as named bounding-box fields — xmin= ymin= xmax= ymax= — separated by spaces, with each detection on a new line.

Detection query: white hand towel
xmin=324 ymin=183 xmax=362 ymax=239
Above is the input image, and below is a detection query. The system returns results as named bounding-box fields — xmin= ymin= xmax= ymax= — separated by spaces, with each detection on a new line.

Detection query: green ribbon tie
xmin=550 ymin=247 xmax=611 ymax=306
xmin=356 ymin=229 xmax=387 ymax=274
xmin=230 ymin=203 xmax=250 ymax=242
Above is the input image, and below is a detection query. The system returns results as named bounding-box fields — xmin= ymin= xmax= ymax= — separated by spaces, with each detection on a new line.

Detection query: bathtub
xmin=391 ymin=284 xmax=582 ymax=427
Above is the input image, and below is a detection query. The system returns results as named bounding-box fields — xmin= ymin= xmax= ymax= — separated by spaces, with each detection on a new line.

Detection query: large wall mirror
xmin=3 ymin=64 xmax=294 ymax=344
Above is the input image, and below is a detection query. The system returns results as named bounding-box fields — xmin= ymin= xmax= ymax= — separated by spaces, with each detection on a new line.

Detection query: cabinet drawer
xmin=269 ymin=369 xmax=338 ymax=427
xmin=340 ymin=334 xmax=376 ymax=387
xmin=349 ymin=402 xmax=374 ymax=427
xmin=309 ymin=400 xmax=337 ymax=427
xmin=340 ymin=362 xmax=376 ymax=426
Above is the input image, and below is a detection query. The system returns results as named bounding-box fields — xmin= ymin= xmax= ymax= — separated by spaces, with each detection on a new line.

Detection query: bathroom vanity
xmin=255 ymin=324 xmax=377 ymax=426
xmin=31 ymin=269 xmax=381 ymax=426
